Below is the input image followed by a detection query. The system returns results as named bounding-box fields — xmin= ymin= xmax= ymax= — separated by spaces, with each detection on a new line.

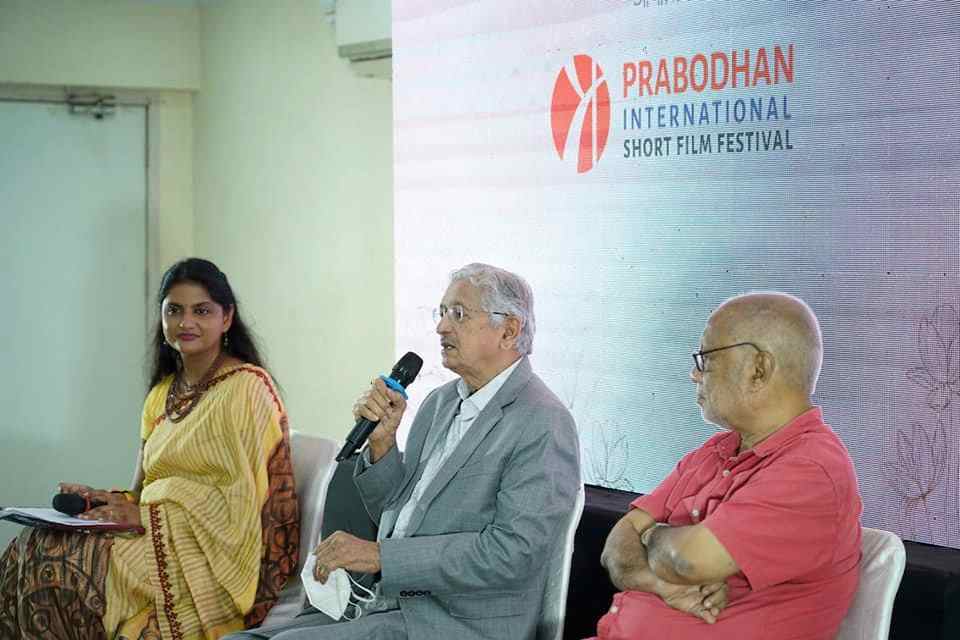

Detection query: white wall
xmin=194 ymin=1 xmax=394 ymax=440
xmin=146 ymin=89 xmax=197 ymax=297
xmin=0 ymin=0 xmax=201 ymax=90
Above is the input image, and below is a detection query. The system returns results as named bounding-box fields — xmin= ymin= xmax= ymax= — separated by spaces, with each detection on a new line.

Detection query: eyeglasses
xmin=432 ymin=304 xmax=508 ymax=324
xmin=692 ymin=342 xmax=762 ymax=372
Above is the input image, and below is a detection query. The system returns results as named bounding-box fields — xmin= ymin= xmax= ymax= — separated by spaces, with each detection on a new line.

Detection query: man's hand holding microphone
xmin=352 ymin=376 xmax=408 ymax=463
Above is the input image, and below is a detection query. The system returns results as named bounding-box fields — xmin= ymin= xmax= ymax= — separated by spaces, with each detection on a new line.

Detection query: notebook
xmin=0 ymin=507 xmax=145 ymax=534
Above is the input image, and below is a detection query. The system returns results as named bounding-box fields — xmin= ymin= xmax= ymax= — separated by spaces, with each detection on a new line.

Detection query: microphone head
xmin=52 ymin=493 xmax=88 ymax=516
xmin=389 ymin=352 xmax=423 ymax=388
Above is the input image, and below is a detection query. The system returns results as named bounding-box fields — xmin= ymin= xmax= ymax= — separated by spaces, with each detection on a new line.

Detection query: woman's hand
xmin=57 ymin=482 xmax=95 ymax=496
xmin=59 ymin=482 xmax=139 ymax=526
xmin=57 ymin=483 xmax=127 ymax=506
xmin=78 ymin=501 xmax=143 ymax=528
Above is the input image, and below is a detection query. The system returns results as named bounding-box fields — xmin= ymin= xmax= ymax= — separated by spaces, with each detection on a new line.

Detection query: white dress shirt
xmin=390 ymin=358 xmax=521 ymax=538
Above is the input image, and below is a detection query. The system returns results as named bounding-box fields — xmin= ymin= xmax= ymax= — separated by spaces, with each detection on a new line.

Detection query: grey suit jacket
xmin=353 ymin=356 xmax=580 ymax=640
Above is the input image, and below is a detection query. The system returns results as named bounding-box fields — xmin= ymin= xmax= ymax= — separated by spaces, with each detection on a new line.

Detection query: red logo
xmin=551 ymin=55 xmax=611 ymax=173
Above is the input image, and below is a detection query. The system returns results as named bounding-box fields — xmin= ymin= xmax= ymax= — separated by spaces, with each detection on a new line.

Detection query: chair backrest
xmin=537 ymin=482 xmax=586 ymax=640
xmin=259 ymin=430 xmax=340 ymax=628
xmin=835 ymin=527 xmax=907 ymax=640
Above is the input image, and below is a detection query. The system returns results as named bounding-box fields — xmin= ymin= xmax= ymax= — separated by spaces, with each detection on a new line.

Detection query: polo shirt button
xmin=691 ymin=508 xmax=700 ymax=519
xmin=722 ymin=469 xmax=731 ymax=477
xmin=610 ymin=604 xmax=619 ymax=614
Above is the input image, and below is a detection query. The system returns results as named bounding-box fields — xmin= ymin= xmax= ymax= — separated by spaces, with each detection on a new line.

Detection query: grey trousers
xmin=223 ymin=609 xmax=407 ymax=640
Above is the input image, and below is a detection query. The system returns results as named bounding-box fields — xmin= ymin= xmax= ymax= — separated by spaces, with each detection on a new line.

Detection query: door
xmin=0 ymin=99 xmax=147 ymax=546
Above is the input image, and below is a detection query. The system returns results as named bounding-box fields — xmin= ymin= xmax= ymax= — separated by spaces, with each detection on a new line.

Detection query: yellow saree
xmin=0 ymin=365 xmax=298 ymax=640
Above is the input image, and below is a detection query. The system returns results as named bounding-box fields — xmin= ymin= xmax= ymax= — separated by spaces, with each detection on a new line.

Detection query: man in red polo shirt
xmin=589 ymin=292 xmax=862 ymax=640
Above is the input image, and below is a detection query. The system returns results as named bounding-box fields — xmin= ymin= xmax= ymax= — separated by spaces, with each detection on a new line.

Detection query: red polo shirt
xmin=591 ymin=407 xmax=862 ymax=640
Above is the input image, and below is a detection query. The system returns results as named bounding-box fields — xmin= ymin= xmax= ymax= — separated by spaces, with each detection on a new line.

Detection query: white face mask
xmin=301 ymin=553 xmax=376 ymax=621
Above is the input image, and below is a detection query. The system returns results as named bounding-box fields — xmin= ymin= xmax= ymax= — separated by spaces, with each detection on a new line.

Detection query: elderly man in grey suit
xmin=228 ymin=263 xmax=580 ymax=640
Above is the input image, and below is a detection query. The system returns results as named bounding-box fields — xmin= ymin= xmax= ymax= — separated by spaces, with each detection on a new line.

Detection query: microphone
xmin=52 ymin=493 xmax=106 ymax=516
xmin=336 ymin=352 xmax=423 ymax=461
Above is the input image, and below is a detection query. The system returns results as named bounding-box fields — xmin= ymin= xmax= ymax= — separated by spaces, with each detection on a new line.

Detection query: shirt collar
xmin=713 ymin=406 xmax=825 ymax=460
xmin=456 ymin=357 xmax=522 ymax=419
xmin=750 ymin=406 xmax=825 ymax=458
xmin=713 ymin=431 xmax=740 ymax=460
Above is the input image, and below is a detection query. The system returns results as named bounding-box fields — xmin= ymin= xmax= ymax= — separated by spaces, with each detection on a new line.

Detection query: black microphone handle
xmin=336 ymin=353 xmax=422 ymax=462
xmin=52 ymin=493 xmax=107 ymax=516
xmin=336 ymin=417 xmax=378 ymax=462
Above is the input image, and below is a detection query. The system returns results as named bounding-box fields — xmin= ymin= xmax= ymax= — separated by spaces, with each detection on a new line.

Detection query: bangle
xmin=110 ymin=490 xmax=137 ymax=503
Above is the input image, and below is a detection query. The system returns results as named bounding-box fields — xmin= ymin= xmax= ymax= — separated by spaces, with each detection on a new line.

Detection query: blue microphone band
xmin=379 ymin=374 xmax=409 ymax=399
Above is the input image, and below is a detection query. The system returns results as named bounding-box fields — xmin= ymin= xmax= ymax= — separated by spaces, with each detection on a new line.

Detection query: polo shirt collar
xmin=714 ymin=431 xmax=740 ymax=460
xmin=715 ymin=406 xmax=825 ymax=460
xmin=751 ymin=406 xmax=824 ymax=458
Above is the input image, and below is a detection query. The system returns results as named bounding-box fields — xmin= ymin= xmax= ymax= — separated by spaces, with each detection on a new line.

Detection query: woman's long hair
xmin=148 ymin=258 xmax=267 ymax=390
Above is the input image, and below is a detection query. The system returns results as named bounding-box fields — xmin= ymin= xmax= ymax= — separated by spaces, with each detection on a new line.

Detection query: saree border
xmin=148 ymin=504 xmax=184 ymax=640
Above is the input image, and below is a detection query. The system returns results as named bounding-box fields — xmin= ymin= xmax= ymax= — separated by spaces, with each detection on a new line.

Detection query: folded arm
xmin=602 ymin=508 xmax=731 ymax=624
xmin=644 ymin=520 xmax=739 ymax=585
xmin=601 ymin=508 xmax=659 ymax=592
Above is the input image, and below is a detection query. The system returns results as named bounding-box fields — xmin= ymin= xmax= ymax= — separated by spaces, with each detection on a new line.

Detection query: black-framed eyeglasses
xmin=432 ymin=304 xmax=509 ymax=325
xmin=692 ymin=342 xmax=762 ymax=372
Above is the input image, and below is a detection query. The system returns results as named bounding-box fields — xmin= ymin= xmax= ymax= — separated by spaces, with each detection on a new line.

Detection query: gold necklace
xmin=164 ymin=353 xmax=225 ymax=423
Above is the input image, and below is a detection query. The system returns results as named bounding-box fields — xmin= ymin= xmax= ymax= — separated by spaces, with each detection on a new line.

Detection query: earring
xmin=222 ymin=333 xmax=230 ymax=349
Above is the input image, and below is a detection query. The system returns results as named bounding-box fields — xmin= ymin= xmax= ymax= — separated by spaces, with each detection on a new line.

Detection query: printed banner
xmin=393 ymin=0 xmax=960 ymax=548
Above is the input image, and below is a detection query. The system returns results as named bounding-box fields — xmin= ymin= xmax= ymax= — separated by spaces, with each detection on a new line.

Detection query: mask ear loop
xmin=348 ymin=573 xmax=377 ymax=603
xmin=343 ymin=573 xmax=378 ymax=620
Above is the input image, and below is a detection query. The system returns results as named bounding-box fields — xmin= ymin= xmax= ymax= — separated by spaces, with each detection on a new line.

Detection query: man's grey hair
xmin=449 ymin=263 xmax=536 ymax=355
xmin=720 ymin=291 xmax=823 ymax=394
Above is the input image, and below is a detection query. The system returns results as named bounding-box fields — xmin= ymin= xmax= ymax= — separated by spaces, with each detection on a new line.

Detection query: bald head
xmin=711 ymin=292 xmax=823 ymax=395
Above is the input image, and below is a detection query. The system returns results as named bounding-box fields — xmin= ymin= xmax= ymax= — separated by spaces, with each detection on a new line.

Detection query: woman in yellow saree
xmin=0 ymin=258 xmax=299 ymax=639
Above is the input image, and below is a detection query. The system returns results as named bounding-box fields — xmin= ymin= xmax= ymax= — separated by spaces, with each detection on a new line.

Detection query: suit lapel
xmin=400 ymin=357 xmax=533 ymax=536
xmin=379 ymin=383 xmax=462 ymax=540
xmin=393 ymin=382 xmax=461 ymax=505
